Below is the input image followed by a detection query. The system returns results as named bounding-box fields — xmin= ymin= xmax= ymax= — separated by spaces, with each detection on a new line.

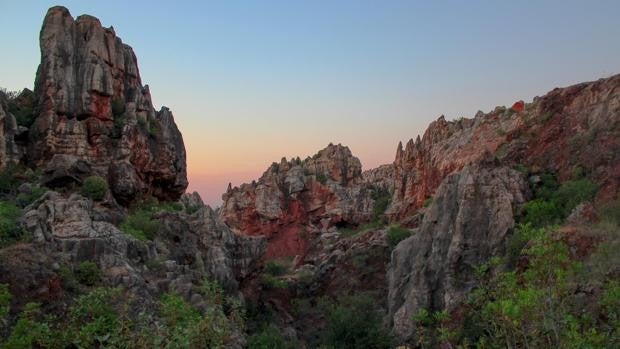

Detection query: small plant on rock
xmin=81 ymin=176 xmax=108 ymax=201
xmin=75 ymin=261 xmax=102 ymax=286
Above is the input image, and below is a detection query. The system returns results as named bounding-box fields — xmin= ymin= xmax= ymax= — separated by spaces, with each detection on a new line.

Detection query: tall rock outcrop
xmin=387 ymin=74 xmax=620 ymax=221
xmin=220 ymin=143 xmax=379 ymax=258
xmin=387 ymin=163 xmax=529 ymax=341
xmin=28 ymin=6 xmax=187 ymax=203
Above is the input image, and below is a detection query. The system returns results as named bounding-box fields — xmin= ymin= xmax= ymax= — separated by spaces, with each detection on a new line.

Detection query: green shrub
xmin=264 ymin=260 xmax=288 ymax=276
xmin=260 ymin=274 xmax=287 ymax=290
xmin=119 ymin=210 xmax=158 ymax=241
xmin=412 ymin=309 xmax=456 ymax=348
xmin=371 ymin=186 xmax=391 ymax=221
xmin=158 ymin=292 xmax=232 ymax=348
xmin=386 ymin=225 xmax=411 ymax=250
xmin=320 ymin=294 xmax=392 ymax=349
xmin=461 ymin=227 xmax=619 ymax=348
xmin=247 ymin=325 xmax=289 ymax=349
xmin=315 ymin=172 xmax=328 ymax=185
xmin=520 ymin=199 xmax=561 ymax=227
xmin=68 ymin=288 xmax=124 ymax=348
xmin=80 ymin=176 xmax=108 ymax=201
xmin=2 ymin=302 xmax=55 ymax=349
xmin=110 ymin=97 xmax=125 ymax=117
xmin=0 ymin=165 xmax=23 ymax=194
xmin=339 ymin=221 xmax=383 ymax=238
xmin=16 ymin=185 xmax=46 ymax=207
xmin=553 ymin=178 xmax=598 ymax=217
xmin=74 ymin=261 xmax=102 ymax=286
xmin=0 ymin=283 xmax=10 ymax=326
xmin=0 ymin=201 xmax=24 ymax=247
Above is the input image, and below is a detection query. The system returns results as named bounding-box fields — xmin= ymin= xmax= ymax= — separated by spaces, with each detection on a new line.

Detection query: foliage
xmin=371 ymin=186 xmax=391 ymax=222
xmin=338 ymin=221 xmax=383 ymax=238
xmin=264 ymin=260 xmax=289 ymax=276
xmin=260 ymin=274 xmax=288 ymax=290
xmin=315 ymin=172 xmax=328 ymax=185
xmin=118 ymin=199 xmax=179 ymax=241
xmin=80 ymin=175 xmax=108 ymax=201
xmin=320 ymin=294 xmax=392 ymax=349
xmin=2 ymin=302 xmax=56 ymax=349
xmin=247 ymin=325 xmax=290 ymax=349
xmin=520 ymin=174 xmax=597 ymax=227
xmin=110 ymin=97 xmax=125 ymax=117
xmin=74 ymin=261 xmax=102 ymax=286
xmin=0 ymin=201 xmax=25 ymax=247
xmin=0 ymin=283 xmax=10 ymax=327
xmin=119 ymin=210 xmax=159 ymax=241
xmin=4 ymin=89 xmax=37 ymax=128
xmin=386 ymin=225 xmax=411 ymax=250
xmin=459 ymin=225 xmax=619 ymax=348
xmin=422 ymin=197 xmax=433 ymax=207
xmin=15 ymin=185 xmax=46 ymax=207
xmin=412 ymin=309 xmax=456 ymax=348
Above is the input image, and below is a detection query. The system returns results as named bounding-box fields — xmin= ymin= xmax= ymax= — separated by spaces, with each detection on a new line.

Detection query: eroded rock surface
xmin=387 ymin=163 xmax=528 ymax=341
xmin=28 ymin=6 xmax=187 ymax=204
xmin=220 ymin=143 xmax=380 ymax=258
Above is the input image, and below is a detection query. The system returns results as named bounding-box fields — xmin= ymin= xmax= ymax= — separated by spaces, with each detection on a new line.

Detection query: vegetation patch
xmin=319 ymin=294 xmax=392 ymax=349
xmin=74 ymin=261 xmax=102 ymax=286
xmin=520 ymin=172 xmax=597 ymax=227
xmin=386 ymin=225 xmax=411 ymax=250
xmin=0 ymin=201 xmax=25 ymax=247
xmin=80 ymin=176 xmax=108 ymax=201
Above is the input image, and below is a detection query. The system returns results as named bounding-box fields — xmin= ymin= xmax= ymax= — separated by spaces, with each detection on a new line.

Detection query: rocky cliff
xmin=387 ymin=162 xmax=528 ymax=341
xmin=22 ymin=6 xmax=187 ymax=204
xmin=221 ymin=143 xmax=381 ymax=258
xmin=386 ymin=74 xmax=620 ymax=221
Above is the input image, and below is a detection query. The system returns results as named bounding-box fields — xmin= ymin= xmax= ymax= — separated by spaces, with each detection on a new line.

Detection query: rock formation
xmin=386 ymin=74 xmax=620 ymax=221
xmin=220 ymin=143 xmax=380 ymax=258
xmin=387 ymin=163 xmax=529 ymax=341
xmin=26 ymin=6 xmax=187 ymax=204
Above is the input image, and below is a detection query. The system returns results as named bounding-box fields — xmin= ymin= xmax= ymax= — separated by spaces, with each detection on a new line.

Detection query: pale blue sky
xmin=1 ymin=1 xmax=619 ymax=205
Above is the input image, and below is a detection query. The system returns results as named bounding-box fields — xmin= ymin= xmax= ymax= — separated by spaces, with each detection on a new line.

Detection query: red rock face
xmin=220 ymin=144 xmax=376 ymax=259
xmin=387 ymin=75 xmax=620 ymax=221
xmin=511 ymin=100 xmax=525 ymax=112
xmin=28 ymin=6 xmax=187 ymax=204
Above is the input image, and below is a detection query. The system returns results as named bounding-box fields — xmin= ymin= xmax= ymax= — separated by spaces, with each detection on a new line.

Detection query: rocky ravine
xmin=1 ymin=5 xmax=619 ymax=348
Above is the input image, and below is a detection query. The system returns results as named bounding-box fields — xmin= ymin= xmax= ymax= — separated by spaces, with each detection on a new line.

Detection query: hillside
xmin=0 ymin=6 xmax=618 ymax=349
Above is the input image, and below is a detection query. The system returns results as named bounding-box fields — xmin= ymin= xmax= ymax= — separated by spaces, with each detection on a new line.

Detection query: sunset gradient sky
xmin=2 ymin=1 xmax=620 ymax=205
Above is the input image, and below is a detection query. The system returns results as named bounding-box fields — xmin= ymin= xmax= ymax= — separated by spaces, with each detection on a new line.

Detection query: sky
xmin=1 ymin=1 xmax=619 ymax=206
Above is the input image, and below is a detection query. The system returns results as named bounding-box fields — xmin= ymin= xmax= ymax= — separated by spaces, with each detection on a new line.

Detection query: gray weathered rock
xmin=387 ymin=164 xmax=528 ymax=341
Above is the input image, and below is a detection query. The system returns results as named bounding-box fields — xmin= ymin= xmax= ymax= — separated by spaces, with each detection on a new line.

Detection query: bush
xmin=0 ymin=283 xmax=10 ymax=326
xmin=520 ymin=199 xmax=561 ymax=227
xmin=260 ymin=274 xmax=287 ymax=290
xmin=264 ymin=260 xmax=288 ymax=276
xmin=80 ymin=176 xmax=108 ymax=201
xmin=119 ymin=210 xmax=159 ymax=241
xmin=247 ymin=325 xmax=289 ymax=349
xmin=315 ymin=172 xmax=328 ymax=185
xmin=553 ymin=178 xmax=598 ymax=217
xmin=74 ymin=261 xmax=102 ymax=286
xmin=371 ymin=186 xmax=391 ymax=221
xmin=386 ymin=225 xmax=411 ymax=250
xmin=320 ymin=294 xmax=392 ymax=349
xmin=110 ymin=97 xmax=125 ymax=117
xmin=16 ymin=185 xmax=46 ymax=207
xmin=0 ymin=201 xmax=24 ymax=247
xmin=520 ymin=176 xmax=598 ymax=227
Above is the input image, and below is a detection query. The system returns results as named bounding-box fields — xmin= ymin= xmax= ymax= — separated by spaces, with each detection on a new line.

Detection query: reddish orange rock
xmin=511 ymin=100 xmax=525 ymax=112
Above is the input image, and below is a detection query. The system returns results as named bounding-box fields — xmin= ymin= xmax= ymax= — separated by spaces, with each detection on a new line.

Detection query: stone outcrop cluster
xmin=1 ymin=6 xmax=188 ymax=204
xmin=221 ymin=143 xmax=379 ymax=258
